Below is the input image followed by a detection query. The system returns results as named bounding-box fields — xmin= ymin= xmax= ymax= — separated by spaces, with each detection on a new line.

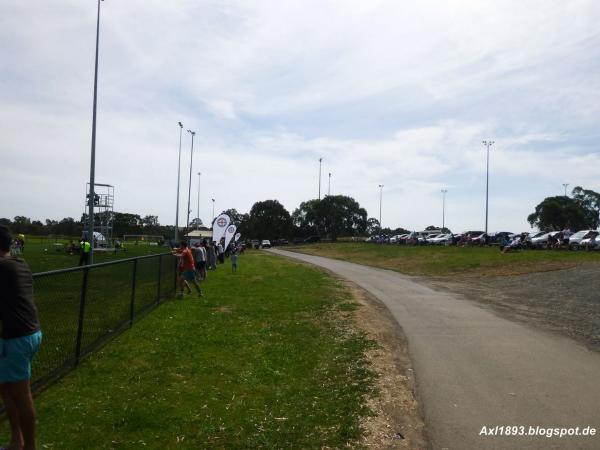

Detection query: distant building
xmin=185 ymin=229 xmax=213 ymax=245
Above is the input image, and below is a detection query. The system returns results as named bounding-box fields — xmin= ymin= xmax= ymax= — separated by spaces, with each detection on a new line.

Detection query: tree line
xmin=4 ymin=185 xmax=598 ymax=241
xmin=0 ymin=213 xmax=175 ymax=238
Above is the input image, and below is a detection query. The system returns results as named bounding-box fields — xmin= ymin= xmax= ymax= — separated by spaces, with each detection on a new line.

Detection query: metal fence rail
xmin=30 ymin=253 xmax=176 ymax=391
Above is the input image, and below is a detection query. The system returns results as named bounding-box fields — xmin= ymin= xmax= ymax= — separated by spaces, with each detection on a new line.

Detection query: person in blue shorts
xmin=231 ymin=249 xmax=238 ymax=273
xmin=0 ymin=226 xmax=42 ymax=450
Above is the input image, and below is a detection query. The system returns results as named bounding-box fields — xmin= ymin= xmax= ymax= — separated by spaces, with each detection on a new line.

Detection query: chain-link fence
xmin=31 ymin=253 xmax=176 ymax=391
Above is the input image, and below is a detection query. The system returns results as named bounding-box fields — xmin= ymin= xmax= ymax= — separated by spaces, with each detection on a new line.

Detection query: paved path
xmin=268 ymin=249 xmax=600 ymax=450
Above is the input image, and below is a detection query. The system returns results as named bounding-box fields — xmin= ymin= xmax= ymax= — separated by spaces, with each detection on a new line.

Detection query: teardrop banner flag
xmin=212 ymin=214 xmax=231 ymax=243
xmin=234 ymin=232 xmax=241 ymax=242
xmin=225 ymin=224 xmax=237 ymax=250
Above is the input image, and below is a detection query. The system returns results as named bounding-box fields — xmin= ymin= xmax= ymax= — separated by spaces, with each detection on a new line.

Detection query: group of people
xmin=171 ymin=238 xmax=242 ymax=298
xmin=9 ymin=234 xmax=25 ymax=255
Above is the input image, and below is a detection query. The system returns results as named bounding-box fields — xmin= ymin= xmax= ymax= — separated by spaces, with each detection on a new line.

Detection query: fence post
xmin=156 ymin=254 xmax=162 ymax=303
xmin=74 ymin=266 xmax=90 ymax=366
xmin=129 ymin=258 xmax=138 ymax=326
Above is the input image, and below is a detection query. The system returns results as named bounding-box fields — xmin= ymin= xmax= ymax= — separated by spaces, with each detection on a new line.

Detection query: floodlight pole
xmin=185 ymin=130 xmax=195 ymax=235
xmin=197 ymin=172 xmax=201 ymax=230
xmin=482 ymin=140 xmax=494 ymax=234
xmin=328 ymin=172 xmax=331 ymax=196
xmin=318 ymin=158 xmax=323 ymax=200
xmin=378 ymin=184 xmax=384 ymax=230
xmin=174 ymin=122 xmax=183 ymax=242
xmin=441 ymin=189 xmax=448 ymax=230
xmin=87 ymin=0 xmax=103 ymax=265
xmin=211 ymin=199 xmax=215 ymax=223
xmin=563 ymin=183 xmax=569 ymax=197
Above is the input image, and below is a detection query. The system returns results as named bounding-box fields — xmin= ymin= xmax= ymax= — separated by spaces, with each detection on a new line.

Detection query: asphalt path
xmin=268 ymin=249 xmax=600 ymax=450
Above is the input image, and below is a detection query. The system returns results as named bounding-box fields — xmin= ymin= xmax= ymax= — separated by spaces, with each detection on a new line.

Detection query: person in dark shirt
xmin=0 ymin=226 xmax=42 ymax=450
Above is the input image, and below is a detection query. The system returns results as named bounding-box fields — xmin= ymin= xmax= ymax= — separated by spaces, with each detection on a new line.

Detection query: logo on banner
xmin=212 ymin=214 xmax=231 ymax=243
xmin=224 ymin=224 xmax=237 ymax=250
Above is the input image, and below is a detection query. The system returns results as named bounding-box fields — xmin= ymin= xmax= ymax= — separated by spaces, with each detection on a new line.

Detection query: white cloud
xmin=1 ymin=0 xmax=600 ymax=233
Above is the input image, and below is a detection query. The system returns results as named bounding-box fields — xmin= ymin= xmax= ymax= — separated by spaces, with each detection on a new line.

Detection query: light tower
xmin=482 ymin=140 xmax=494 ymax=234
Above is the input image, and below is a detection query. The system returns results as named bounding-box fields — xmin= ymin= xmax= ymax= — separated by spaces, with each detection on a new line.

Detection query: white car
xmin=428 ymin=233 xmax=453 ymax=245
xmin=261 ymin=240 xmax=271 ymax=248
xmin=569 ymin=230 xmax=595 ymax=250
xmin=580 ymin=231 xmax=599 ymax=250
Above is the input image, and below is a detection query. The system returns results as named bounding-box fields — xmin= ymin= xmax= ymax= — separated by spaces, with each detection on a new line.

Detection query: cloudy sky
xmin=1 ymin=0 xmax=599 ymax=232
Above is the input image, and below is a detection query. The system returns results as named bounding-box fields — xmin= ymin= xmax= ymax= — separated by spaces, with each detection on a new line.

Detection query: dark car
xmin=303 ymin=235 xmax=321 ymax=243
xmin=274 ymin=239 xmax=289 ymax=246
xmin=292 ymin=237 xmax=305 ymax=245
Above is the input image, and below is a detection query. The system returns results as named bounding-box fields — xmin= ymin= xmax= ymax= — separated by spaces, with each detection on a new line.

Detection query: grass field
xmin=287 ymin=243 xmax=600 ymax=277
xmin=28 ymin=251 xmax=377 ymax=449
xmin=20 ymin=240 xmax=167 ymax=273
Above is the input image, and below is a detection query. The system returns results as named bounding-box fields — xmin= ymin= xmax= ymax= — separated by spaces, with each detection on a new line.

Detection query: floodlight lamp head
xmin=178 ymin=122 xmax=183 ymax=128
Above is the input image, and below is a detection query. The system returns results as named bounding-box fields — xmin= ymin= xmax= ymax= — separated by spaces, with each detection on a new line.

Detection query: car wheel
xmin=570 ymin=243 xmax=579 ymax=251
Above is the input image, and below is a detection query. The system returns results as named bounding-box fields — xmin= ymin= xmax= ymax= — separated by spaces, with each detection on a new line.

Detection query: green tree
xmin=527 ymin=196 xmax=589 ymax=231
xmin=571 ymin=186 xmax=600 ymax=229
xmin=292 ymin=196 xmax=368 ymax=241
xmin=366 ymin=218 xmax=380 ymax=235
xmin=292 ymin=199 xmax=321 ymax=237
xmin=247 ymin=200 xmax=292 ymax=240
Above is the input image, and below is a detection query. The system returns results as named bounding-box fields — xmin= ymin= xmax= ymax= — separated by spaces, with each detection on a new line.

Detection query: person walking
xmin=0 ymin=226 xmax=42 ymax=450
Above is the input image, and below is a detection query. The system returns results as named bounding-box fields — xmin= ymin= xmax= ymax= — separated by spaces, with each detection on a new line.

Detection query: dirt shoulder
xmin=424 ymin=262 xmax=600 ymax=352
xmin=340 ymin=279 xmax=428 ymax=449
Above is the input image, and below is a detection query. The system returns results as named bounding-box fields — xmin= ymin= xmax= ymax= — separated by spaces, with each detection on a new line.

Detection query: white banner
xmin=212 ymin=214 xmax=231 ymax=243
xmin=225 ymin=224 xmax=237 ymax=250
xmin=234 ymin=232 xmax=241 ymax=242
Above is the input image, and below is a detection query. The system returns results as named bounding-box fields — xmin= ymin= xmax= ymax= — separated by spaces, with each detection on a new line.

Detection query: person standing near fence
xmin=172 ymin=241 xmax=202 ymax=297
xmin=193 ymin=242 xmax=207 ymax=281
xmin=0 ymin=226 xmax=42 ymax=450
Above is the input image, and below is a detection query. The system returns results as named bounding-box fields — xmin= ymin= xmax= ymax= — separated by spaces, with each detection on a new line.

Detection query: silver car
xmin=580 ymin=231 xmax=599 ymax=250
xmin=568 ymin=230 xmax=594 ymax=250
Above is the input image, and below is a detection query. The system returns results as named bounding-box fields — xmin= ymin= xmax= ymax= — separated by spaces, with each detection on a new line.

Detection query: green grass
xmin=20 ymin=241 xmax=167 ymax=273
xmin=30 ymin=251 xmax=377 ymax=449
xmin=30 ymin=253 xmax=176 ymax=389
xmin=287 ymin=243 xmax=600 ymax=277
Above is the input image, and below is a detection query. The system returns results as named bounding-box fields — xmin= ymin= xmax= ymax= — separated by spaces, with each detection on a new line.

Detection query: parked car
xmin=524 ymin=231 xmax=546 ymax=247
xmin=397 ymin=233 xmax=410 ymax=244
xmin=251 ymin=239 xmax=260 ymax=249
xmin=530 ymin=231 xmax=562 ymax=249
xmin=261 ymin=240 xmax=271 ymax=248
xmin=568 ymin=230 xmax=594 ymax=250
xmin=470 ymin=233 xmax=489 ymax=245
xmin=390 ymin=234 xmax=405 ymax=244
xmin=580 ymin=231 xmax=599 ymax=250
xmin=489 ymin=231 xmax=514 ymax=245
xmin=304 ymin=235 xmax=321 ymax=243
xmin=425 ymin=234 xmax=441 ymax=243
xmin=292 ymin=237 xmax=305 ymax=244
xmin=428 ymin=234 xmax=453 ymax=245
xmin=273 ymin=238 xmax=289 ymax=246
